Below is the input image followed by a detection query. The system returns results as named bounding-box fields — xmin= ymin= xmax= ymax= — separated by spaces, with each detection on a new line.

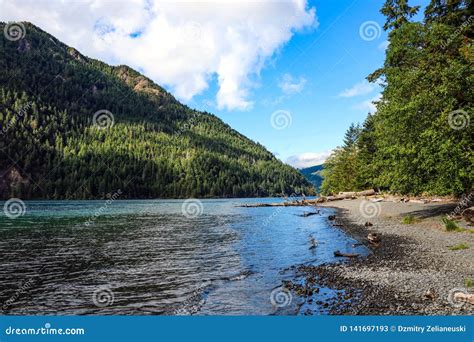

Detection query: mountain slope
xmin=0 ymin=22 xmax=314 ymax=199
xmin=299 ymin=164 xmax=324 ymax=192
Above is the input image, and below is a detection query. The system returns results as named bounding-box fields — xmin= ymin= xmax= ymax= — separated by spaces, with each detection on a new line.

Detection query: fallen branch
xmin=299 ymin=211 xmax=319 ymax=217
xmin=334 ymin=250 xmax=360 ymax=258
xmin=357 ymin=189 xmax=376 ymax=196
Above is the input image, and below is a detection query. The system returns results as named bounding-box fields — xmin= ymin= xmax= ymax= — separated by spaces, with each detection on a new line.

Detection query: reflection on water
xmin=0 ymin=198 xmax=367 ymax=315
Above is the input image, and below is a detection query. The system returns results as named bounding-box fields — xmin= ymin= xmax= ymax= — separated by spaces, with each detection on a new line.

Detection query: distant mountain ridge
xmin=299 ymin=164 xmax=324 ymax=192
xmin=0 ymin=22 xmax=314 ymax=199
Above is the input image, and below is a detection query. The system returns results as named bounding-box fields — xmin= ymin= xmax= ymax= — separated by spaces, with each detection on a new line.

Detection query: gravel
xmin=295 ymin=199 xmax=474 ymax=315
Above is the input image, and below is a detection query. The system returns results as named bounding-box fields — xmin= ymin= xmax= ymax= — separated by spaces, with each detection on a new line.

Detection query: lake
xmin=0 ymin=198 xmax=367 ymax=315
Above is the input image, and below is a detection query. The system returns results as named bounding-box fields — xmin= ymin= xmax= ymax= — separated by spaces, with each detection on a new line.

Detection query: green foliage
xmin=464 ymin=278 xmax=474 ymax=287
xmin=424 ymin=0 xmax=472 ymax=26
xmin=401 ymin=215 xmax=417 ymax=224
xmin=320 ymin=146 xmax=359 ymax=195
xmin=381 ymin=0 xmax=420 ymax=30
xmin=442 ymin=217 xmax=460 ymax=231
xmin=448 ymin=243 xmax=469 ymax=250
xmin=321 ymin=0 xmax=473 ymax=196
xmin=342 ymin=123 xmax=361 ymax=150
xmin=0 ymin=23 xmax=314 ymax=199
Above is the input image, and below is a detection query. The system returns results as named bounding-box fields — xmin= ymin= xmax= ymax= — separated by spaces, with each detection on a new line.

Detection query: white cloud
xmin=286 ymin=151 xmax=331 ymax=169
xmin=355 ymin=93 xmax=382 ymax=113
xmin=338 ymin=80 xmax=375 ymax=98
xmin=278 ymin=73 xmax=307 ymax=95
xmin=378 ymin=40 xmax=389 ymax=51
xmin=0 ymin=0 xmax=317 ymax=111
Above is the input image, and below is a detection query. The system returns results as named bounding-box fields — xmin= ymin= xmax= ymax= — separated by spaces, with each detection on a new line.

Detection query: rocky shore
xmin=294 ymin=199 xmax=474 ymax=315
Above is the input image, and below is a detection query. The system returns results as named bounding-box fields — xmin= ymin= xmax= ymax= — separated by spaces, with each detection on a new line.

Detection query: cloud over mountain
xmin=1 ymin=0 xmax=317 ymax=110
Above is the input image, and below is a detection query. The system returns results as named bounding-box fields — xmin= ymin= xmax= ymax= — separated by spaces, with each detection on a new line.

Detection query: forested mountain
xmin=0 ymin=22 xmax=314 ymax=199
xmin=299 ymin=165 xmax=324 ymax=192
xmin=321 ymin=0 xmax=473 ymax=196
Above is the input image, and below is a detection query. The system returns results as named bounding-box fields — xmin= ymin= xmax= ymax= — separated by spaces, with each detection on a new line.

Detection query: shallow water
xmin=0 ymin=198 xmax=368 ymax=315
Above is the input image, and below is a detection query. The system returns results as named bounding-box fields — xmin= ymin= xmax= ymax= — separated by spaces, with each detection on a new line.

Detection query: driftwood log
xmin=357 ymin=189 xmax=376 ymax=196
xmin=454 ymin=292 xmax=474 ymax=305
xmin=338 ymin=189 xmax=376 ymax=197
xmin=370 ymin=198 xmax=383 ymax=202
xmin=239 ymin=201 xmax=311 ymax=207
xmin=409 ymin=199 xmax=428 ymax=204
xmin=239 ymin=189 xmax=378 ymax=207
xmin=317 ymin=189 xmax=377 ymax=203
xmin=338 ymin=191 xmax=356 ymax=197
xmin=299 ymin=211 xmax=319 ymax=217
xmin=335 ymin=193 xmax=356 ymax=200
xmin=334 ymin=250 xmax=360 ymax=258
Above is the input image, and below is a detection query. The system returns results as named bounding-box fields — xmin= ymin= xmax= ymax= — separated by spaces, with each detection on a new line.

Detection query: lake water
xmin=0 ymin=198 xmax=367 ymax=315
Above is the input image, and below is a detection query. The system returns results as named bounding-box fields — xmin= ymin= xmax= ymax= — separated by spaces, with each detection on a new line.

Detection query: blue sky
xmin=1 ymin=0 xmax=430 ymax=168
xmin=188 ymin=0 xmax=390 ymax=167
xmin=187 ymin=0 xmax=428 ymax=167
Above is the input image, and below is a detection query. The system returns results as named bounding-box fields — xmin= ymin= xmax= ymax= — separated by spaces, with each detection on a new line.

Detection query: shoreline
xmin=294 ymin=199 xmax=473 ymax=315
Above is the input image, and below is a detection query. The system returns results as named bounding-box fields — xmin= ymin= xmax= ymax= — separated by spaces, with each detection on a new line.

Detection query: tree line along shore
xmin=320 ymin=0 xmax=473 ymax=197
